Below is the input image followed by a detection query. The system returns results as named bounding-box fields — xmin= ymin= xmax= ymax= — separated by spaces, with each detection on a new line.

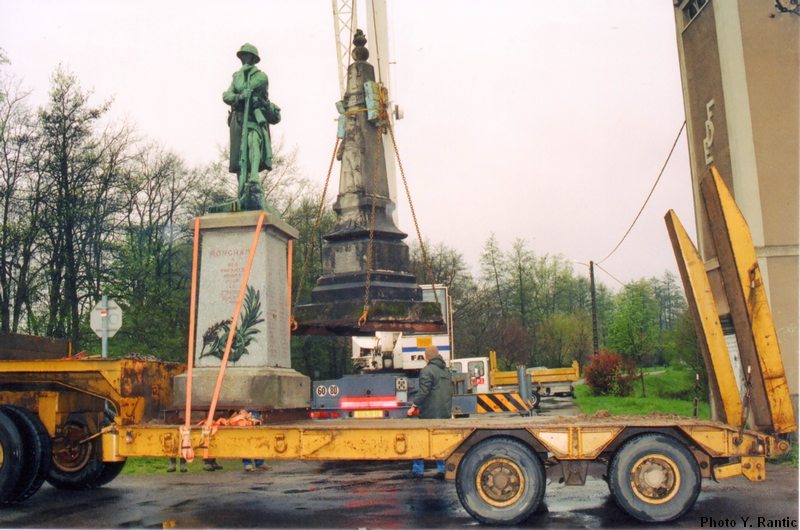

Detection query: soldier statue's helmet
xmin=236 ymin=43 xmax=261 ymax=64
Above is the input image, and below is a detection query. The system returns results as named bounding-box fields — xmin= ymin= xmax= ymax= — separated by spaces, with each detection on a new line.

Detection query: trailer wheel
xmin=456 ymin=437 xmax=545 ymax=525
xmin=92 ymin=461 xmax=126 ymax=487
xmin=0 ymin=406 xmax=51 ymax=502
xmin=530 ymin=391 xmax=541 ymax=409
xmin=46 ymin=418 xmax=104 ymax=490
xmin=608 ymin=433 xmax=700 ymax=522
xmin=0 ymin=410 xmax=23 ymax=504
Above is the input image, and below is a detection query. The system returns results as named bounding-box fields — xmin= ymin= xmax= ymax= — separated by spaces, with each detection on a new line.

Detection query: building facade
xmin=672 ymin=0 xmax=798 ymax=410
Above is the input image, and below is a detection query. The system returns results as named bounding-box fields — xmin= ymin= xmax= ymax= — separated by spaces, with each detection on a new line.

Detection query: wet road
xmin=2 ymin=459 xmax=796 ymax=529
xmin=1 ymin=398 xmax=796 ymax=529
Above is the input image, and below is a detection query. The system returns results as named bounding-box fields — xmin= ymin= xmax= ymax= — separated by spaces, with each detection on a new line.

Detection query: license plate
xmin=353 ymin=410 xmax=384 ymax=419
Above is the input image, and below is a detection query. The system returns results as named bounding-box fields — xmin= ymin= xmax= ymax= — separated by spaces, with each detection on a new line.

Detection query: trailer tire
xmin=46 ymin=418 xmax=104 ymax=490
xmin=92 ymin=461 xmax=126 ymax=487
xmin=530 ymin=391 xmax=541 ymax=409
xmin=608 ymin=433 xmax=700 ymax=522
xmin=456 ymin=437 xmax=545 ymax=525
xmin=0 ymin=410 xmax=23 ymax=504
xmin=0 ymin=406 xmax=51 ymax=502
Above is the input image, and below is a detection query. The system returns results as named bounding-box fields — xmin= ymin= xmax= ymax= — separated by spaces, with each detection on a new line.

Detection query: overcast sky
xmin=0 ymin=0 xmax=696 ymax=288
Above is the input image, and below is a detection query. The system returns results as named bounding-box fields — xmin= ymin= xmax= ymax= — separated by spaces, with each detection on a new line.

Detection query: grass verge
xmin=121 ymin=458 xmax=244 ymax=475
xmin=574 ymin=367 xmax=711 ymax=419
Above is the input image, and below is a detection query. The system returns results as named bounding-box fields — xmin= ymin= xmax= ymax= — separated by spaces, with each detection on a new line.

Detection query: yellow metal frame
xmin=102 ymin=414 xmax=789 ymax=486
xmin=488 ymin=351 xmax=580 ymax=387
xmin=701 ymin=167 xmax=794 ymax=434
xmin=666 ymin=166 xmax=795 ymax=435
xmin=0 ymin=359 xmax=185 ymax=427
xmin=109 ymin=422 xmax=474 ymax=461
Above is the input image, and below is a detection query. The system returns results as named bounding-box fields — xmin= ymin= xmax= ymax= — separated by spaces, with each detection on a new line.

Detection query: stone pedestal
xmin=173 ymin=211 xmax=310 ymax=409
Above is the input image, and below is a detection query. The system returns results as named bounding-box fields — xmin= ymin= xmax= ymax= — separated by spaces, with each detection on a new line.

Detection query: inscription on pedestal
xmin=194 ymin=215 xmax=293 ymax=368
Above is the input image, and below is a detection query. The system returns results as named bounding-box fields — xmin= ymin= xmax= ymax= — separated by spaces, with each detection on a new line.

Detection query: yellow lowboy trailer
xmin=0 ymin=167 xmax=795 ymax=526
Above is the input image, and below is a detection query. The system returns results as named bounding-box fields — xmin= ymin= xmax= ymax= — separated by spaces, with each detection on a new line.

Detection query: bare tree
xmin=0 ymin=63 xmax=44 ymax=333
xmin=35 ymin=67 xmax=130 ymax=345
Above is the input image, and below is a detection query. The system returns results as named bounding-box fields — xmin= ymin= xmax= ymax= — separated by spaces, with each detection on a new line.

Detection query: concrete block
xmin=173 ymin=367 xmax=310 ymax=409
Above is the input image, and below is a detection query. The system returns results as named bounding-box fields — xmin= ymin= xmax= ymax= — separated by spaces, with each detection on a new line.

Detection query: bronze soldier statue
xmin=222 ymin=43 xmax=281 ymax=211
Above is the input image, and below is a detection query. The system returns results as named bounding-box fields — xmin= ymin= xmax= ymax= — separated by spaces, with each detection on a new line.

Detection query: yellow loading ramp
xmin=666 ymin=165 xmax=795 ymax=435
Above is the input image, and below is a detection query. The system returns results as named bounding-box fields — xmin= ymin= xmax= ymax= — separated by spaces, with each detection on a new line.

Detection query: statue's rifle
xmin=238 ymin=80 xmax=252 ymax=201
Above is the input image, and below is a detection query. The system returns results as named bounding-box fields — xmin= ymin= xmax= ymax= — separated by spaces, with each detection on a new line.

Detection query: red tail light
xmin=309 ymin=411 xmax=340 ymax=419
xmin=339 ymin=396 xmax=399 ymax=410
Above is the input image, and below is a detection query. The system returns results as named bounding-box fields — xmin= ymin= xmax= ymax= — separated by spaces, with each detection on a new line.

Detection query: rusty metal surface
xmin=0 ymin=333 xmax=70 ymax=360
xmin=109 ymin=412 xmax=787 ymax=465
xmin=0 ymin=358 xmax=185 ymax=424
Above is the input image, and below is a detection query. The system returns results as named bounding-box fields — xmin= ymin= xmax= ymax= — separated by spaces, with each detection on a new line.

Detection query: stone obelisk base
xmin=173 ymin=367 xmax=310 ymax=409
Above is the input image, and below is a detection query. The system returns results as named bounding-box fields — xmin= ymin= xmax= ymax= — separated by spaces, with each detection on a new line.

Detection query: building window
xmin=683 ymin=0 xmax=709 ymax=24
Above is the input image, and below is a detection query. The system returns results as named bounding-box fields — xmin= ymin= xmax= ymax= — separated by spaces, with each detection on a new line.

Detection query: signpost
xmin=90 ymin=296 xmax=122 ymax=358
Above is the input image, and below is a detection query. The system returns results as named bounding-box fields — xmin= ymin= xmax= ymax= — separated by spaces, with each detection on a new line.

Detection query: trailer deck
xmin=110 ymin=414 xmax=786 ymax=473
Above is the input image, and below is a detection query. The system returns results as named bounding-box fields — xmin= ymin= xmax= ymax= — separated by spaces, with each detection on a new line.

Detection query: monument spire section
xmin=294 ymin=30 xmax=444 ymax=335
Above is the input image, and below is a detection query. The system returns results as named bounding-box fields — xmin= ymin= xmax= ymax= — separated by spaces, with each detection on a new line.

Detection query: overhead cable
xmin=593 ymin=262 xmax=626 ymax=288
xmin=596 ymin=121 xmax=687 ymax=265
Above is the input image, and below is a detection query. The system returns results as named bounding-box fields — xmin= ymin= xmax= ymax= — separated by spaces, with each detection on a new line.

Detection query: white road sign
xmin=90 ymin=299 xmax=123 ymax=338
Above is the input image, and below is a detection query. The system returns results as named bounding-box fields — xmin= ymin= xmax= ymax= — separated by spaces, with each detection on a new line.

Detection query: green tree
xmin=651 ymin=271 xmax=686 ymax=331
xmin=606 ymin=280 xmax=660 ymax=366
xmin=479 ymin=233 xmax=508 ymax=318
xmin=409 ymin=240 xmax=470 ymax=296
xmin=537 ymin=312 xmax=592 ymax=368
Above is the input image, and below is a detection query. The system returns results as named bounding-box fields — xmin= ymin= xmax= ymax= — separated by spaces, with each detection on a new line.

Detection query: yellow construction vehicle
xmin=452 ymin=351 xmax=580 ymax=407
xmin=0 ymin=167 xmax=794 ymax=526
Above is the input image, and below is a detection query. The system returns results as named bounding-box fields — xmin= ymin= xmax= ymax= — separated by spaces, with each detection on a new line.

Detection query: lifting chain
xmin=358 ymin=117 xmax=383 ymax=327
xmin=293 ymin=81 xmax=441 ymax=329
xmin=385 ymin=114 xmax=440 ymax=308
xmin=291 ymin=137 xmax=341 ymax=321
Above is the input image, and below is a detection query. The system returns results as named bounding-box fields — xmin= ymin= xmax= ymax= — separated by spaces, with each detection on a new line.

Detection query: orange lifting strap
xmin=180 ymin=218 xmax=202 ymax=462
xmin=181 ymin=213 xmax=266 ymax=461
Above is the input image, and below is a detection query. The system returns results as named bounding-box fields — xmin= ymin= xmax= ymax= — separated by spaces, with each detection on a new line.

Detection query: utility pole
xmin=589 ymin=261 xmax=599 ymax=356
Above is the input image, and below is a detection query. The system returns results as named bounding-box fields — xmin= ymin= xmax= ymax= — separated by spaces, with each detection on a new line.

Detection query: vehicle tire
xmin=530 ymin=391 xmax=541 ymax=409
xmin=46 ymin=417 xmax=104 ymax=490
xmin=456 ymin=437 xmax=546 ymax=525
xmin=0 ymin=410 xmax=23 ymax=503
xmin=0 ymin=406 xmax=51 ymax=502
xmin=608 ymin=433 xmax=701 ymax=522
xmin=92 ymin=461 xmax=126 ymax=487
xmin=91 ymin=407 xmax=125 ymax=487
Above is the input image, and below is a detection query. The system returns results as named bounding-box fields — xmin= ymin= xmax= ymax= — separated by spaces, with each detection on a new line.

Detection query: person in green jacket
xmin=407 ymin=345 xmax=453 ymax=478
xmin=222 ymin=43 xmax=281 ymax=211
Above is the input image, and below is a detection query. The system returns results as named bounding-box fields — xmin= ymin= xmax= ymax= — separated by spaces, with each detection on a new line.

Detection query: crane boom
xmin=332 ymin=0 xmax=357 ymax=98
